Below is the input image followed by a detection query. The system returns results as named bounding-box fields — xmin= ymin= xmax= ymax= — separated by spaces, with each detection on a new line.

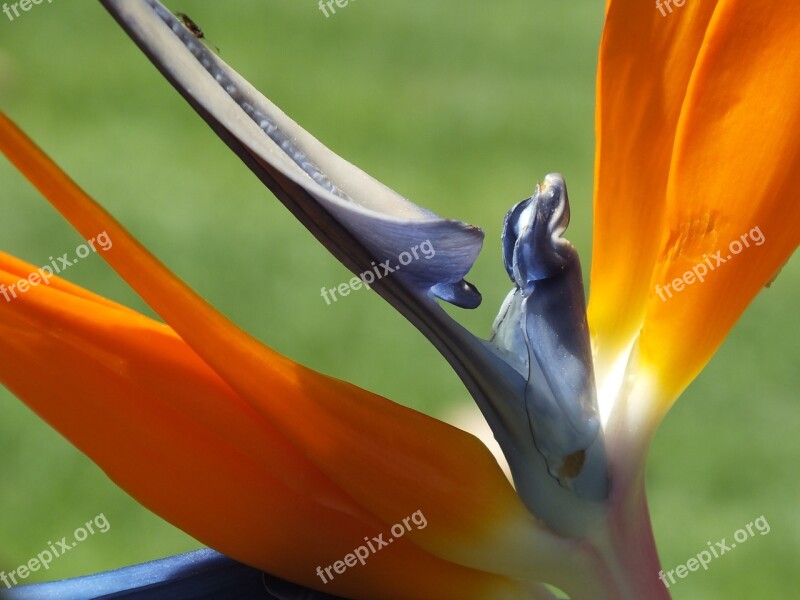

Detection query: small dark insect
xmin=176 ymin=12 xmax=205 ymax=39
xmin=175 ymin=11 xmax=220 ymax=53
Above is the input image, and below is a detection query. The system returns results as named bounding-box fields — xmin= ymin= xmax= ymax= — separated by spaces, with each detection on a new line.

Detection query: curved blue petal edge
xmin=99 ymin=0 xmax=483 ymax=311
xmin=1 ymin=550 xmax=343 ymax=600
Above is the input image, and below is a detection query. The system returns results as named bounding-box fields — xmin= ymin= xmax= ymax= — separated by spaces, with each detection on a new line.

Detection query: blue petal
xmin=491 ymin=174 xmax=608 ymax=502
xmin=2 ymin=549 xmax=344 ymax=600
xmin=100 ymin=0 xmax=482 ymax=309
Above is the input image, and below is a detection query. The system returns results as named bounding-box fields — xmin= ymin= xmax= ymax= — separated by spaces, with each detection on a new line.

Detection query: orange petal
xmin=588 ymin=0 xmax=720 ymax=385
xmin=589 ymin=1 xmax=798 ymax=408
xmin=0 ymin=255 xmax=527 ymax=600
xmin=0 ymin=113 xmax=572 ymax=584
xmin=637 ymin=1 xmax=800 ymax=401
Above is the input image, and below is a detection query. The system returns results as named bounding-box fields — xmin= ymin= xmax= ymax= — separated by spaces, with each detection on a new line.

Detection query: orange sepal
xmin=589 ymin=0 xmax=720 ymax=380
xmin=0 ymin=256 xmax=525 ymax=600
xmin=590 ymin=1 xmax=798 ymax=406
xmin=637 ymin=1 xmax=800 ymax=400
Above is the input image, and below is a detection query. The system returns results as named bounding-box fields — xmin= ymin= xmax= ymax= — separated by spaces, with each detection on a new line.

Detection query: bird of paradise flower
xmin=0 ymin=1 xmax=798 ymax=599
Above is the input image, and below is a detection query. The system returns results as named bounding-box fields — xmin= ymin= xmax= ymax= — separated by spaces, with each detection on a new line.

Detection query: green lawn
xmin=0 ymin=1 xmax=797 ymax=597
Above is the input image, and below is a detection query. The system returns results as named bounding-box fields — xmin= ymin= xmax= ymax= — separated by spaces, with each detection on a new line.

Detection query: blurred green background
xmin=0 ymin=1 xmax=796 ymax=598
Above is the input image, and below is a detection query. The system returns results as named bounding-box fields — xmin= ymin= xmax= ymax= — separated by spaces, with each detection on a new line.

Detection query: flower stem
xmin=553 ymin=398 xmax=671 ymax=600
